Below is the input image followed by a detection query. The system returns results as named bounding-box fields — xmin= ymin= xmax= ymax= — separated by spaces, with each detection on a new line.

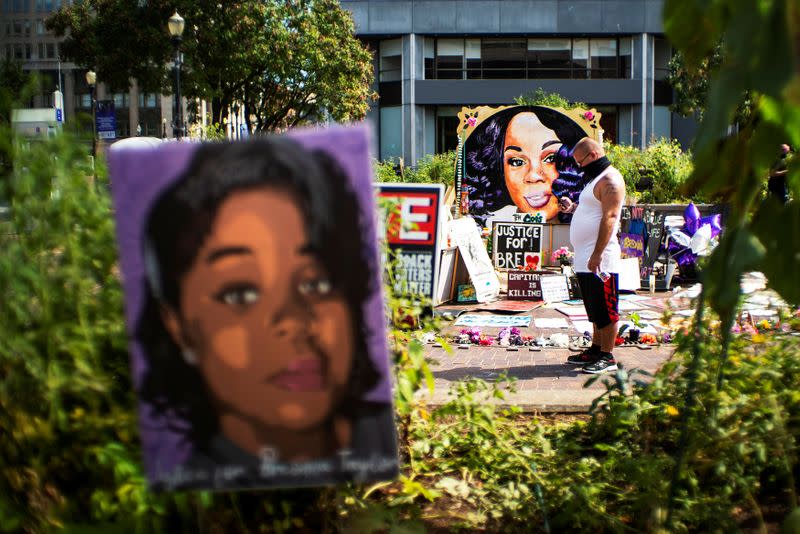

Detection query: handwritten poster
xmin=492 ymin=222 xmax=543 ymax=270
xmin=449 ymin=217 xmax=500 ymax=303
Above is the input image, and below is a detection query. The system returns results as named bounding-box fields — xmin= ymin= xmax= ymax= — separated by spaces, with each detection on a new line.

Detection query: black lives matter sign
xmin=377 ymin=184 xmax=443 ymax=300
xmin=492 ymin=222 xmax=543 ymax=270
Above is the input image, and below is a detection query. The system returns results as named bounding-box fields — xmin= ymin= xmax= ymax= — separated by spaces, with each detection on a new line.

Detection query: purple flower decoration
xmin=583 ymin=111 xmax=595 ymax=121
xmin=467 ymin=116 xmax=478 ymax=128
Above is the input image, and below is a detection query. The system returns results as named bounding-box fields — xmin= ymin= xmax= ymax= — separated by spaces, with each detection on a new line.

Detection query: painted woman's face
xmin=503 ymin=112 xmax=562 ymax=221
xmin=164 ymin=188 xmax=354 ymax=436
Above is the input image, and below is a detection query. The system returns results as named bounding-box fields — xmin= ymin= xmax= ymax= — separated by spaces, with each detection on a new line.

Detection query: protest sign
xmin=109 ymin=126 xmax=398 ymax=492
xmin=507 ymin=270 xmax=543 ymax=301
xmin=449 ymin=217 xmax=500 ymax=303
xmin=377 ymin=184 xmax=444 ymax=300
xmin=492 ymin=222 xmax=543 ymax=270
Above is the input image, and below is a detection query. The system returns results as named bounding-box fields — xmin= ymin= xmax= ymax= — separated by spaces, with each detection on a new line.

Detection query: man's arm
xmin=587 ymin=175 xmax=626 ymax=273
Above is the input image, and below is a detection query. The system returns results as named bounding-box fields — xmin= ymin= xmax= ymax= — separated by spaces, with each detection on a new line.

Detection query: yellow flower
xmin=751 ymin=333 xmax=767 ymax=344
xmin=665 ymin=405 xmax=679 ymax=417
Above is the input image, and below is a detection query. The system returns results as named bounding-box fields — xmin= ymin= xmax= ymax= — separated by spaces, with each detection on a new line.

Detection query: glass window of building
xmin=24 ymin=44 xmax=31 ymax=60
xmin=139 ymin=93 xmax=158 ymax=108
xmin=23 ymin=19 xmax=30 ymax=35
xmin=653 ymin=105 xmax=671 ymax=140
xmin=36 ymin=19 xmax=44 ymax=34
xmin=436 ymin=106 xmax=460 ymax=153
xmin=590 ymin=39 xmax=617 ymax=78
xmin=527 ymin=38 xmax=571 ymax=78
xmin=379 ymin=106 xmax=402 ymax=160
xmin=481 ymin=38 xmax=525 ymax=79
xmin=37 ymin=42 xmax=44 ymax=59
xmin=12 ymin=20 xmax=22 ymax=34
xmin=77 ymin=93 xmax=91 ymax=108
xmin=113 ymin=92 xmax=129 ymax=109
xmin=45 ymin=42 xmax=54 ymax=58
xmin=13 ymin=44 xmax=23 ymax=60
xmin=379 ymin=38 xmax=402 ymax=82
xmin=619 ymin=37 xmax=632 ymax=78
xmin=654 ymin=37 xmax=671 ymax=81
xmin=423 ymin=37 xmax=434 ymax=79
xmin=572 ymin=39 xmax=589 ymax=79
xmin=465 ymin=39 xmax=481 ymax=79
xmin=436 ymin=39 xmax=464 ymax=79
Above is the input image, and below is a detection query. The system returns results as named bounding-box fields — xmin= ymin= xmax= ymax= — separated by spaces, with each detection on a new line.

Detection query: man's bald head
xmin=572 ymin=137 xmax=605 ymax=167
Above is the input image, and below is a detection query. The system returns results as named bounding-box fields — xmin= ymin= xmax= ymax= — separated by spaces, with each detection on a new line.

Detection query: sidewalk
xmin=419 ymin=289 xmax=682 ymax=412
xmin=420 ymin=343 xmax=673 ymax=412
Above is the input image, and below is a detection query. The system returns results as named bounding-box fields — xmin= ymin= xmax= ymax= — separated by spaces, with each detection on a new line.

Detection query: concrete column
xmin=631 ymin=33 xmax=654 ymax=148
xmin=161 ymin=95 xmax=172 ymax=138
xmin=129 ymin=79 xmax=139 ymax=136
xmin=401 ymin=34 xmax=414 ymax=165
xmin=63 ymin=69 xmax=75 ymax=125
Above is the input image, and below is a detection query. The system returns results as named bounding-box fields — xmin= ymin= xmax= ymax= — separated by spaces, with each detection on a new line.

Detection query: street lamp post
xmin=168 ymin=11 xmax=185 ymax=139
xmin=85 ymin=69 xmax=96 ymax=157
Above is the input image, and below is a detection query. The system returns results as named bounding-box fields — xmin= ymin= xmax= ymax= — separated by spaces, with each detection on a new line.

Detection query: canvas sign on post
xmin=377 ymin=183 xmax=444 ymax=301
xmin=492 ymin=222 xmax=543 ymax=270
xmin=108 ymin=125 xmax=398 ymax=492
xmin=448 ymin=217 xmax=500 ymax=303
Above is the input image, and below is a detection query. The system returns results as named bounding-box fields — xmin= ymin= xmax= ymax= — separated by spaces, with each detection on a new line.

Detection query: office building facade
xmin=343 ymin=0 xmax=696 ymax=164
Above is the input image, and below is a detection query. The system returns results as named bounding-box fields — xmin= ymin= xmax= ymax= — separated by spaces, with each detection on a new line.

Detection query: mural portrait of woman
xmin=459 ymin=105 xmax=602 ymax=227
xmin=109 ymin=127 xmax=398 ymax=491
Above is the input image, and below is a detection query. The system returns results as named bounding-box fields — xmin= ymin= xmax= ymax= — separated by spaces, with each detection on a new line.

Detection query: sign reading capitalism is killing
xmin=455 ymin=105 xmax=603 ymax=228
xmin=377 ymin=183 xmax=444 ymax=300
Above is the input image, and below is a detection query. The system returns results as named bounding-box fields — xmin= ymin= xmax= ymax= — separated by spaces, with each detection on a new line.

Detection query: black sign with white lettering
xmin=492 ymin=222 xmax=543 ymax=270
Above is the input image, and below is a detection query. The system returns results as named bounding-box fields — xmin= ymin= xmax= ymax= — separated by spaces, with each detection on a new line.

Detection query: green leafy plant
xmin=515 ymin=88 xmax=587 ymax=111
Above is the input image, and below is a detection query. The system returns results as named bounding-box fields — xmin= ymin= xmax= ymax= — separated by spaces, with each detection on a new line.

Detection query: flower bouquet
xmin=551 ymin=246 xmax=574 ymax=266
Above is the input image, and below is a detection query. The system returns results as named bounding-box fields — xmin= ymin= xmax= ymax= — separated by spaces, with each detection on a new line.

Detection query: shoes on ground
xmin=566 ymin=350 xmax=600 ymax=365
xmin=582 ymin=357 xmax=618 ymax=374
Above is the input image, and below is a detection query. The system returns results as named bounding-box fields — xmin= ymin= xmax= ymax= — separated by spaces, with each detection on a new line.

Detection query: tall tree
xmin=47 ymin=0 xmax=374 ymax=129
xmin=667 ymin=43 xmax=753 ymax=124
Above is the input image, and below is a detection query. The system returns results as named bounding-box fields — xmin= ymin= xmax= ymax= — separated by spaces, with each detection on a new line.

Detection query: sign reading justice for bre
xmin=492 ymin=222 xmax=543 ymax=270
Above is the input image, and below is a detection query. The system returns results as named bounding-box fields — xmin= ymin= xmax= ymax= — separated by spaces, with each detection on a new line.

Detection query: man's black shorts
xmin=576 ymin=272 xmax=619 ymax=328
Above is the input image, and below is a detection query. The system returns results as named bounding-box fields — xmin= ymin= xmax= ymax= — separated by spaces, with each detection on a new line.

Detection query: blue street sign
xmin=55 ymin=108 xmax=62 ymax=122
xmin=95 ymin=100 xmax=116 ymax=140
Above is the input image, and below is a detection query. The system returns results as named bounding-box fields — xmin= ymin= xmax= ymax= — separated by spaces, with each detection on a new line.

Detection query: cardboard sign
xmin=507 ymin=270 xmax=543 ymax=301
xmin=492 ymin=222 xmax=543 ymax=270
xmin=620 ymin=232 xmax=645 ymax=258
xmin=449 ymin=217 xmax=500 ymax=303
xmin=108 ymin=126 xmax=398 ymax=492
xmin=540 ymin=274 xmax=571 ymax=302
xmin=378 ymin=183 xmax=444 ymax=300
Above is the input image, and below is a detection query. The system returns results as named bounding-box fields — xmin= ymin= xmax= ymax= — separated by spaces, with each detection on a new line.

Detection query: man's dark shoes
xmin=566 ymin=349 xmax=600 ymax=365
xmin=582 ymin=357 xmax=618 ymax=374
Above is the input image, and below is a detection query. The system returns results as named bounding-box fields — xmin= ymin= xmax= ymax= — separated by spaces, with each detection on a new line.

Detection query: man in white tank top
xmin=559 ymin=137 xmax=626 ymax=374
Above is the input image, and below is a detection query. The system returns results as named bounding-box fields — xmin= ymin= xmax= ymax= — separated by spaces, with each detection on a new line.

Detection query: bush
xmin=374 ymin=150 xmax=456 ymax=187
xmin=515 ymin=88 xmax=587 ymax=111
xmin=606 ymin=138 xmax=696 ymax=204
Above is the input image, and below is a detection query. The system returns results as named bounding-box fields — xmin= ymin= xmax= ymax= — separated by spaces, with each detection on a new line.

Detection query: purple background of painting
xmin=107 ymin=125 xmax=391 ymax=480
